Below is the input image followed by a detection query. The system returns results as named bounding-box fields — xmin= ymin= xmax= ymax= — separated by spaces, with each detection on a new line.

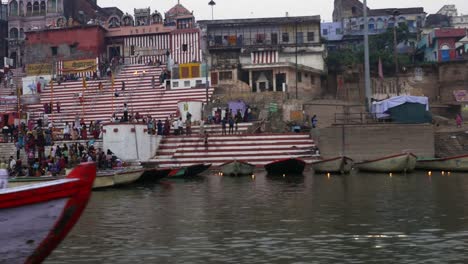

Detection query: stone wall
xmin=316 ymin=123 xmax=435 ymax=161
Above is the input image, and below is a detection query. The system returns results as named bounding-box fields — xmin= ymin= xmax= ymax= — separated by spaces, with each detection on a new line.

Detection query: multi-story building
xmin=0 ymin=3 xmax=8 ymax=68
xmin=6 ymin=0 xmax=111 ymax=67
xmin=332 ymin=0 xmax=426 ymax=50
xmin=198 ymin=16 xmax=325 ymax=97
xmin=417 ymin=28 xmax=467 ymax=62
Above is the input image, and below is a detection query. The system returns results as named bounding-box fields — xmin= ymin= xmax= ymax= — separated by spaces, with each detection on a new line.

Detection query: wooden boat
xmin=113 ymin=167 xmax=144 ymax=186
xmin=168 ymin=164 xmax=212 ymax=178
xmin=416 ymin=154 xmax=468 ymax=172
xmin=139 ymin=168 xmax=172 ymax=182
xmin=221 ymin=160 xmax=256 ymax=177
xmin=311 ymin=156 xmax=354 ymax=174
xmin=264 ymin=158 xmax=306 ymax=176
xmin=92 ymin=167 xmax=144 ymax=189
xmin=355 ymin=153 xmax=417 ymax=173
xmin=8 ymin=176 xmax=59 ymax=188
xmin=0 ymin=162 xmax=96 ymax=264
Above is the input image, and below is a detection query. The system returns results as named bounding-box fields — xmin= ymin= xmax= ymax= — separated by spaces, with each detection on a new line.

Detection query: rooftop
xmin=368 ymin=7 xmax=425 ymax=16
xmin=199 ymin=15 xmax=321 ymax=27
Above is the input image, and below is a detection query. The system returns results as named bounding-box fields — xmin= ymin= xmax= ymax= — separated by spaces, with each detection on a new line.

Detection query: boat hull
xmin=168 ymin=164 xmax=212 ymax=178
xmin=312 ymin=157 xmax=354 ymax=174
xmin=140 ymin=168 xmax=172 ymax=182
xmin=93 ymin=172 xmax=115 ymax=189
xmin=416 ymin=155 xmax=468 ymax=172
xmin=113 ymin=168 xmax=144 ymax=186
xmin=265 ymin=158 xmax=306 ymax=176
xmin=0 ymin=163 xmax=96 ymax=264
xmin=8 ymin=177 xmax=58 ymax=188
xmin=355 ymin=153 xmax=417 ymax=173
xmin=221 ymin=161 xmax=255 ymax=176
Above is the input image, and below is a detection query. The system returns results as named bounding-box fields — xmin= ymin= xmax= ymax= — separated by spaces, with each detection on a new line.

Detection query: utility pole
xmin=393 ymin=10 xmax=400 ymax=95
xmin=363 ymin=0 xmax=372 ymax=111
xmin=295 ymin=19 xmax=299 ymax=99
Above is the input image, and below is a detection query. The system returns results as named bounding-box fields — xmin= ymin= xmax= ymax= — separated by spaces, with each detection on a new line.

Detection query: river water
xmin=46 ymin=170 xmax=468 ymax=263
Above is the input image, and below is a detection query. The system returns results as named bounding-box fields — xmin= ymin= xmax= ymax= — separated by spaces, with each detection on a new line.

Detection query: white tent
xmin=371 ymin=96 xmax=429 ymax=119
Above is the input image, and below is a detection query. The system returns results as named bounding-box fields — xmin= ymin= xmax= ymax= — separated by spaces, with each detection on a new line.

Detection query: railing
xmin=334 ymin=113 xmax=382 ymax=125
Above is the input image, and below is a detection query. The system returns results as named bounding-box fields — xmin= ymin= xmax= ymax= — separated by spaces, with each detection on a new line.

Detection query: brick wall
xmin=316 ymin=123 xmax=435 ymax=161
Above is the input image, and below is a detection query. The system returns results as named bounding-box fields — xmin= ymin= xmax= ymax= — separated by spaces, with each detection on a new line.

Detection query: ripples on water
xmin=46 ymin=170 xmax=468 ymax=263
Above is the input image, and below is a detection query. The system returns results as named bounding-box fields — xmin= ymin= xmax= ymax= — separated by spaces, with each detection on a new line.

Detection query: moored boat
xmin=139 ymin=168 xmax=173 ymax=182
xmin=355 ymin=153 xmax=417 ymax=173
xmin=311 ymin=156 xmax=354 ymax=174
xmin=113 ymin=167 xmax=144 ymax=186
xmin=264 ymin=158 xmax=306 ymax=176
xmin=168 ymin=164 xmax=212 ymax=178
xmin=94 ymin=170 xmax=116 ymax=189
xmin=8 ymin=176 xmax=59 ymax=188
xmin=0 ymin=162 xmax=96 ymax=264
xmin=416 ymin=154 xmax=468 ymax=172
xmin=221 ymin=160 xmax=256 ymax=177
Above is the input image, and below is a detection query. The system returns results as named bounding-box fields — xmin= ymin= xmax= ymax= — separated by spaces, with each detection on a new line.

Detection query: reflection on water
xmin=46 ymin=170 xmax=468 ymax=263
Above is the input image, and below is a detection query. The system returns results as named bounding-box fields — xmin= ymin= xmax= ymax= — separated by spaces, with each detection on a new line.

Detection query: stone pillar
xmin=249 ymin=70 xmax=253 ymax=92
xmin=272 ymin=69 xmax=277 ymax=92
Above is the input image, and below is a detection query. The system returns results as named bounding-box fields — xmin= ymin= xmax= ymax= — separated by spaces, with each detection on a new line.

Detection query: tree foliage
xmin=326 ymin=23 xmax=412 ymax=75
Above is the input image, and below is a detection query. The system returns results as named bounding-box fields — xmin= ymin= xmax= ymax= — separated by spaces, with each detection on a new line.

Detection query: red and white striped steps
xmin=151 ymin=133 xmax=318 ymax=168
xmin=25 ymin=64 xmax=214 ymax=132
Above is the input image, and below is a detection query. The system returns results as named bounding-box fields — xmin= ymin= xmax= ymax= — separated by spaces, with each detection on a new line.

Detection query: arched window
xmin=33 ymin=1 xmax=39 ymax=15
xmin=9 ymin=28 xmax=19 ymax=39
xmin=376 ymin=18 xmax=384 ymax=29
xmin=19 ymin=1 xmax=24 ymax=16
xmin=368 ymin=18 xmax=375 ymax=30
xmin=40 ymin=1 xmax=46 ymax=14
xmin=9 ymin=0 xmax=18 ymax=16
xmin=47 ymin=0 xmax=56 ymax=12
xmin=26 ymin=2 xmax=32 ymax=16
xmin=388 ymin=17 xmax=395 ymax=28
xmin=19 ymin=28 xmax=25 ymax=38
xmin=108 ymin=16 xmax=120 ymax=28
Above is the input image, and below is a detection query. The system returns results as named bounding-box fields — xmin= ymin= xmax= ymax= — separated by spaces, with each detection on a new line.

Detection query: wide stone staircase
xmin=150 ymin=129 xmax=318 ymax=168
xmin=25 ymin=64 xmax=215 ymax=132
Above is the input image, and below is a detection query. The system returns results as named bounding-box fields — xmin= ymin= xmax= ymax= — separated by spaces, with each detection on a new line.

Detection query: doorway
xmin=275 ymin=73 xmax=286 ymax=91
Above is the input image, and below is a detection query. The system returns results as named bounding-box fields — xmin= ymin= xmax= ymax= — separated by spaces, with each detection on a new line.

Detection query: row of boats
xmin=311 ymin=153 xmax=468 ymax=174
xmin=2 ymin=152 xmax=468 ymax=263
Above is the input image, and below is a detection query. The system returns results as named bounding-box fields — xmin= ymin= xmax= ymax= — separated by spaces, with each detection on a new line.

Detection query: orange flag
xmin=82 ymin=78 xmax=88 ymax=89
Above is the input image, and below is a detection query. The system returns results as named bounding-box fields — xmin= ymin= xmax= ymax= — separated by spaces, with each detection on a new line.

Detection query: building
xmin=198 ymin=16 xmax=325 ymax=97
xmin=103 ymin=3 xmax=201 ymax=66
xmin=6 ymin=0 xmax=113 ymax=67
xmin=431 ymin=5 xmax=468 ymax=29
xmin=0 ymin=3 xmax=7 ymax=68
xmin=417 ymin=28 xmax=467 ymax=62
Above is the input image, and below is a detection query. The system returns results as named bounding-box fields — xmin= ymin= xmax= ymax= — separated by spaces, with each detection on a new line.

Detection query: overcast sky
xmin=99 ymin=0 xmax=468 ymax=21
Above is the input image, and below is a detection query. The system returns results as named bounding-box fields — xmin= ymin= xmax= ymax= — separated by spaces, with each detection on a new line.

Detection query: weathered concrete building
xmin=417 ymin=28 xmax=467 ymax=62
xmin=6 ymin=0 xmax=113 ymax=67
xmin=0 ymin=3 xmax=8 ymax=68
xmin=103 ymin=3 xmax=201 ymax=66
xmin=198 ymin=16 xmax=325 ymax=98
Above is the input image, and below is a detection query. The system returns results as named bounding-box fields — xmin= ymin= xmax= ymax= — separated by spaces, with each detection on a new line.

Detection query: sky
xmin=98 ymin=0 xmax=468 ymax=22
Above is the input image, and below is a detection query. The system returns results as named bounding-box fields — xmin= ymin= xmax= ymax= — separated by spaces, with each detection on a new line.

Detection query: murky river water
xmin=46 ymin=170 xmax=468 ymax=263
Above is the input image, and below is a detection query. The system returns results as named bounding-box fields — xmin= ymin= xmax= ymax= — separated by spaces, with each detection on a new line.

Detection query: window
xmin=296 ymin=32 xmax=304 ymax=44
xmin=182 ymin=44 xmax=188 ymax=52
xmin=173 ymin=81 xmax=179 ymax=88
xmin=40 ymin=1 xmax=46 ymax=15
xmin=297 ymin=71 xmax=302 ymax=82
xmin=307 ymin=32 xmax=315 ymax=42
xmin=256 ymin=34 xmax=265 ymax=44
xmin=336 ymin=28 xmax=342 ymax=35
xmin=184 ymin=81 xmax=190 ymax=87
xmin=219 ymin=71 xmax=233 ymax=80
xmin=130 ymin=45 xmax=135 ymax=56
xmin=9 ymin=0 xmax=18 ymax=16
xmin=9 ymin=28 xmax=19 ymax=39
xmin=195 ymin=80 xmax=203 ymax=86
xmin=51 ymin=46 xmax=58 ymax=56
xmin=214 ymin=35 xmax=222 ymax=45
xmin=69 ymin=43 xmax=78 ymax=54
xmin=322 ymin=29 xmax=328 ymax=36
xmin=282 ymin=32 xmax=289 ymax=43
xmin=33 ymin=1 xmax=39 ymax=15
xmin=271 ymin=33 xmax=278 ymax=45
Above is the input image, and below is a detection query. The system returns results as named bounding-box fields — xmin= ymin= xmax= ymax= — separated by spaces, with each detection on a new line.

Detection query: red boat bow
xmin=0 ymin=162 xmax=96 ymax=264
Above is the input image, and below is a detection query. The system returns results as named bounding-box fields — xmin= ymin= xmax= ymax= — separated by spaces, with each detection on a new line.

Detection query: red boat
xmin=0 ymin=163 xmax=96 ymax=264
